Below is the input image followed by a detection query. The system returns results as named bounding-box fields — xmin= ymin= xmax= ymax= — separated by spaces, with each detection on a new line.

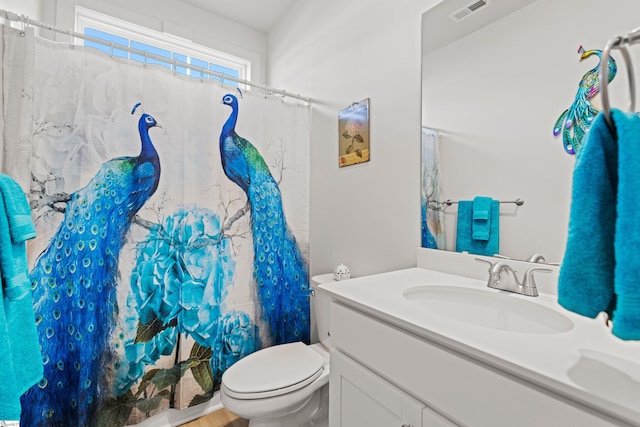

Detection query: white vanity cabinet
xmin=330 ymin=349 xmax=425 ymax=427
xmin=330 ymin=348 xmax=454 ymax=427
xmin=329 ymin=303 xmax=457 ymax=427
xmin=329 ymin=301 xmax=623 ymax=427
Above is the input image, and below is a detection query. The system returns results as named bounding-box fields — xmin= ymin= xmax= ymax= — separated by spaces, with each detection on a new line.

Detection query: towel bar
xmin=444 ymin=198 xmax=524 ymax=207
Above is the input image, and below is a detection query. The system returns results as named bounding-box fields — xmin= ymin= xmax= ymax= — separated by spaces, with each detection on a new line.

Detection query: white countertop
xmin=318 ymin=249 xmax=640 ymax=426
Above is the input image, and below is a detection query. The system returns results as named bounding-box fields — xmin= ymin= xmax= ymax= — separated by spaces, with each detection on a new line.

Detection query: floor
xmin=179 ymin=408 xmax=248 ymax=427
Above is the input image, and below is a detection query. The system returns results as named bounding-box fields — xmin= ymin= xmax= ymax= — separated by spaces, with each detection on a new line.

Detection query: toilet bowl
xmin=220 ymin=274 xmax=335 ymax=427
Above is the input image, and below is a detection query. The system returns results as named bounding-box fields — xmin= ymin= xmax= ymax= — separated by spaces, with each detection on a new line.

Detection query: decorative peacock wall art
xmin=20 ymin=106 xmax=162 ymax=426
xmin=553 ymin=46 xmax=617 ymax=155
xmin=220 ymin=93 xmax=310 ymax=346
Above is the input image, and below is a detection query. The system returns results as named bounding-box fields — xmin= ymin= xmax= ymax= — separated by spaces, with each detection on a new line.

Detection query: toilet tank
xmin=310 ymin=274 xmax=335 ymax=348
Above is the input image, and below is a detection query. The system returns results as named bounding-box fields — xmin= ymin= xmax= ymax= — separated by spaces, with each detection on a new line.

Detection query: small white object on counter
xmin=333 ymin=263 xmax=351 ymax=281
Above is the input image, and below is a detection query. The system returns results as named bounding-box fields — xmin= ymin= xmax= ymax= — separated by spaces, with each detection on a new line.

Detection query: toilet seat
xmin=222 ymin=342 xmax=325 ymax=400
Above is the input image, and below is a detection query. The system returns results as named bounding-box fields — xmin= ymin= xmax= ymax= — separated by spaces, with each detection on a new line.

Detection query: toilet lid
xmin=222 ymin=342 xmax=325 ymax=399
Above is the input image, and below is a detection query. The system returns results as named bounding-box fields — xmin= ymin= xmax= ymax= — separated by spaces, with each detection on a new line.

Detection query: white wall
xmin=0 ymin=0 xmax=41 ymax=20
xmin=269 ymin=0 xmax=438 ymax=278
xmin=422 ymin=0 xmax=640 ymax=263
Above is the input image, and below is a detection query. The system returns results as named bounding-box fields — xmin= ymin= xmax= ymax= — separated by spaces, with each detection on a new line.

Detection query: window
xmin=75 ymin=7 xmax=250 ymax=86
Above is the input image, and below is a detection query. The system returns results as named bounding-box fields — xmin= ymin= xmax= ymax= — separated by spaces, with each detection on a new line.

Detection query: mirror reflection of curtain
xmin=0 ymin=23 xmax=310 ymax=426
xmin=421 ymin=127 xmax=445 ymax=249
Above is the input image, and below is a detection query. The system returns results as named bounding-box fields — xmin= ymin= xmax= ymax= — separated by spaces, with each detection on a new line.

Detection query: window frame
xmin=74 ymin=6 xmax=251 ymax=82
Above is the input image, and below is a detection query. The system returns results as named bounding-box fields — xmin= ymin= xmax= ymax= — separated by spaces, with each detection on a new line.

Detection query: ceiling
xmin=180 ymin=0 xmax=299 ymax=33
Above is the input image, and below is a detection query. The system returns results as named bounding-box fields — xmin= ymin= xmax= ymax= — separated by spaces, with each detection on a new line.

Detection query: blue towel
xmin=472 ymin=196 xmax=492 ymax=240
xmin=558 ymin=109 xmax=640 ymax=340
xmin=0 ymin=176 xmax=36 ymax=244
xmin=0 ymin=175 xmax=42 ymax=420
xmin=613 ymin=110 xmax=640 ymax=340
xmin=455 ymin=200 xmax=499 ymax=256
xmin=558 ymin=112 xmax=617 ymax=320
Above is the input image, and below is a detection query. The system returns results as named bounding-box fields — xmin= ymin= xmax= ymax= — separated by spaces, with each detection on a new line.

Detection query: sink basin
xmin=403 ymin=285 xmax=574 ymax=334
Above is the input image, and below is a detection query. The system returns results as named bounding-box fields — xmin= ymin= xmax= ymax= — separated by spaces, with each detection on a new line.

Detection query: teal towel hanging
xmin=455 ymin=199 xmax=499 ymax=256
xmin=558 ymin=109 xmax=640 ymax=340
xmin=472 ymin=196 xmax=492 ymax=240
xmin=0 ymin=175 xmax=42 ymax=420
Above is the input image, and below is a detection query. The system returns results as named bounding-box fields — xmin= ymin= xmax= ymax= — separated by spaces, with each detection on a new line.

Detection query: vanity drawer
xmin=330 ymin=302 xmax=622 ymax=427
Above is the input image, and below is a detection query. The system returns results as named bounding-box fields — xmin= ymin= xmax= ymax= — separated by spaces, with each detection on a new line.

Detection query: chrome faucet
xmin=476 ymin=259 xmax=551 ymax=297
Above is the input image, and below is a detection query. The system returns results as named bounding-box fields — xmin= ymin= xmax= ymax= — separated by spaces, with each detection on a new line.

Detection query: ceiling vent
xmin=449 ymin=0 xmax=492 ymax=22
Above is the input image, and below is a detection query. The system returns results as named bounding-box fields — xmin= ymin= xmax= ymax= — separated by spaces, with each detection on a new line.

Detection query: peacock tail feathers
xmin=249 ymin=177 xmax=309 ymax=344
xmin=220 ymin=93 xmax=310 ymax=346
xmin=21 ymin=109 xmax=161 ymax=427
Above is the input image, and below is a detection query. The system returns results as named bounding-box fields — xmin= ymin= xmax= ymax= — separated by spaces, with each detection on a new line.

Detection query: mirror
xmin=421 ymin=0 xmax=640 ymax=263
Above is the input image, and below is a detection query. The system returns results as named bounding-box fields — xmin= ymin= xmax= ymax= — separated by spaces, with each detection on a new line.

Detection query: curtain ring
xmin=66 ymin=29 xmax=76 ymax=49
xmin=18 ymin=14 xmax=25 ymax=36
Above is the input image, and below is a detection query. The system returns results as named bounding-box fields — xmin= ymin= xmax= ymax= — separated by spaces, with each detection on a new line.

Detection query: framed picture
xmin=338 ymin=98 xmax=370 ymax=167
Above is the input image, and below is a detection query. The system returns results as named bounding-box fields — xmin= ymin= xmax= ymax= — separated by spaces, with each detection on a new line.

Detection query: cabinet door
xmin=330 ymin=349 xmax=424 ymax=427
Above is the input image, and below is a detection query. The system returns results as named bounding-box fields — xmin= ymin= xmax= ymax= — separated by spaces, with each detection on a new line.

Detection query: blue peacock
xmin=21 ymin=107 xmax=161 ymax=427
xmin=220 ymin=93 xmax=310 ymax=346
xmin=553 ymin=46 xmax=617 ymax=154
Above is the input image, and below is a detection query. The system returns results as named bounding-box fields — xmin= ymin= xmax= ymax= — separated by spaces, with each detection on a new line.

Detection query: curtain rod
xmin=0 ymin=9 xmax=312 ymax=103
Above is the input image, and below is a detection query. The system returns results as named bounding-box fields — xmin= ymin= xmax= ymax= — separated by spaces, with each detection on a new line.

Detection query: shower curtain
xmin=421 ymin=127 xmax=445 ymax=250
xmin=0 ymin=24 xmax=310 ymax=426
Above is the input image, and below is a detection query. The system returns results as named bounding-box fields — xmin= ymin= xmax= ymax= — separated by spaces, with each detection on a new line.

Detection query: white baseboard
xmin=129 ymin=393 xmax=223 ymax=427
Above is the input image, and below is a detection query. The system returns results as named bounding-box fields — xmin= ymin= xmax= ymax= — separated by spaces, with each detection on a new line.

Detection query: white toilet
xmin=220 ymin=274 xmax=335 ymax=427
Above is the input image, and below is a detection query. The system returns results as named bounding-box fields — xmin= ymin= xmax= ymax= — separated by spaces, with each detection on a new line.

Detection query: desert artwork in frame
xmin=338 ymin=98 xmax=370 ymax=167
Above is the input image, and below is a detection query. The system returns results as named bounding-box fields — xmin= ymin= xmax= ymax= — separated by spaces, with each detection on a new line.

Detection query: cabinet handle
xmin=401 ymin=425 xmax=412 ymax=427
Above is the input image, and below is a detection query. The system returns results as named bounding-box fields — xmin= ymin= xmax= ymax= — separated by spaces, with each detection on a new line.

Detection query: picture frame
xmin=338 ymin=98 xmax=370 ymax=167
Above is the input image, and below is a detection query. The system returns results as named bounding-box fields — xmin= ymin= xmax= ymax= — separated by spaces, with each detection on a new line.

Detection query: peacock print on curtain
xmin=0 ymin=25 xmax=310 ymax=426
xmin=220 ymin=93 xmax=310 ymax=346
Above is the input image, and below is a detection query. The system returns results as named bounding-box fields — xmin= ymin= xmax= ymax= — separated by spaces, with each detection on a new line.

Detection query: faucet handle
xmin=475 ymin=257 xmax=496 ymax=272
xmin=526 ymin=267 xmax=552 ymax=275
xmin=475 ymin=258 xmax=505 ymax=289
xmin=475 ymin=258 xmax=511 ymax=275
xmin=522 ymin=267 xmax=552 ymax=296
